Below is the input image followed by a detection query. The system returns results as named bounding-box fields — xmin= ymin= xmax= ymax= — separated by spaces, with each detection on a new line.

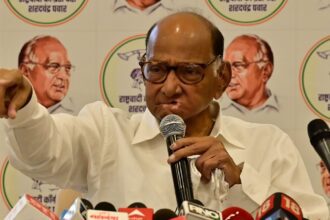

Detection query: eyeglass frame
xmin=138 ymin=53 xmax=221 ymax=85
xmin=230 ymin=59 xmax=269 ymax=72
xmin=317 ymin=161 xmax=329 ymax=174
xmin=22 ymin=61 xmax=75 ymax=75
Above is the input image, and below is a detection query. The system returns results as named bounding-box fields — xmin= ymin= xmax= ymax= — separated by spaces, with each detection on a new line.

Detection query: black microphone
xmin=127 ymin=202 xmax=147 ymax=208
xmin=190 ymin=199 xmax=204 ymax=207
xmin=307 ymin=119 xmax=330 ymax=171
xmin=255 ymin=192 xmax=303 ymax=220
xmin=160 ymin=114 xmax=194 ymax=208
xmin=177 ymin=200 xmax=222 ymax=220
xmin=94 ymin=201 xmax=116 ymax=211
xmin=81 ymin=199 xmax=93 ymax=212
xmin=87 ymin=202 xmax=128 ymax=219
xmin=153 ymin=208 xmax=177 ymax=220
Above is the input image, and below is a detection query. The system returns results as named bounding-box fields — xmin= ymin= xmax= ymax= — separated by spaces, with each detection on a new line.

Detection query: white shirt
xmin=47 ymin=97 xmax=75 ymax=115
xmin=221 ymin=89 xmax=280 ymax=116
xmin=219 ymin=89 xmax=295 ymax=131
xmin=4 ymin=93 xmax=329 ymax=219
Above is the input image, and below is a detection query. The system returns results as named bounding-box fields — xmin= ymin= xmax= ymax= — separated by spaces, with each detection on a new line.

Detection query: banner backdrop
xmin=0 ymin=0 xmax=329 ymax=218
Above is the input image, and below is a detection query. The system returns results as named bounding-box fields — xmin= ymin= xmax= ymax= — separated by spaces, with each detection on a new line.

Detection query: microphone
xmin=172 ymin=200 xmax=222 ymax=220
xmin=81 ymin=199 xmax=93 ymax=210
xmin=61 ymin=197 xmax=93 ymax=220
xmin=118 ymin=202 xmax=153 ymax=220
xmin=94 ymin=201 xmax=116 ymax=211
xmin=307 ymin=118 xmax=330 ymax=171
xmin=153 ymin=209 xmax=177 ymax=220
xmin=4 ymin=194 xmax=58 ymax=220
xmin=127 ymin=202 xmax=147 ymax=208
xmin=160 ymin=114 xmax=194 ymax=207
xmin=221 ymin=207 xmax=253 ymax=220
xmin=87 ymin=202 xmax=128 ymax=220
xmin=255 ymin=192 xmax=303 ymax=220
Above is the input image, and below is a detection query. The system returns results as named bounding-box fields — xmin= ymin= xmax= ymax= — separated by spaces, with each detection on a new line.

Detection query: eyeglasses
xmin=231 ymin=59 xmax=268 ymax=72
xmin=23 ymin=62 xmax=75 ymax=75
xmin=139 ymin=54 xmax=220 ymax=84
xmin=317 ymin=161 xmax=328 ymax=174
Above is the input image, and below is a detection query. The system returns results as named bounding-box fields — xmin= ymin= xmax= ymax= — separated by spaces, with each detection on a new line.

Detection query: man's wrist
xmin=20 ymin=76 xmax=33 ymax=109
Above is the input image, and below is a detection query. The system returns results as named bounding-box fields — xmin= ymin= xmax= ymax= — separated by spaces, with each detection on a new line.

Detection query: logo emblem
xmin=300 ymin=36 xmax=330 ymax=121
xmin=100 ymin=35 xmax=147 ymax=114
xmin=1 ymin=158 xmax=58 ymax=212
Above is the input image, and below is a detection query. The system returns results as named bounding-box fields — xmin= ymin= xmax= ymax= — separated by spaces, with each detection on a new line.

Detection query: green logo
xmin=1 ymin=159 xmax=58 ymax=212
xmin=100 ymin=35 xmax=147 ymax=114
xmin=300 ymin=36 xmax=330 ymax=121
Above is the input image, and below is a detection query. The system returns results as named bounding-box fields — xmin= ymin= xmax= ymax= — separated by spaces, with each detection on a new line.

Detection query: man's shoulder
xmin=221 ymin=114 xmax=285 ymax=134
xmin=220 ymin=115 xmax=292 ymax=153
xmin=81 ymin=101 xmax=130 ymax=117
xmin=80 ymin=101 xmax=146 ymax=122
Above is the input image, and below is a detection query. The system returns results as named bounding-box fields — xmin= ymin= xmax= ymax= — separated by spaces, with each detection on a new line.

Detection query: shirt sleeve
xmin=4 ymin=91 xmax=110 ymax=193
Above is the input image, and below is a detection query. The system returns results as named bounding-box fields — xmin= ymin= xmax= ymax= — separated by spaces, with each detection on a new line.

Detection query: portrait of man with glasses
xmin=18 ymin=35 xmax=75 ymax=114
xmin=112 ymin=0 xmax=173 ymax=15
xmin=221 ymin=34 xmax=278 ymax=116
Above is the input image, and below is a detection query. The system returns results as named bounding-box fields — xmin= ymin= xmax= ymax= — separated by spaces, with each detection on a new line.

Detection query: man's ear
xmin=19 ymin=64 xmax=30 ymax=77
xmin=262 ymin=62 xmax=273 ymax=82
xmin=214 ymin=61 xmax=232 ymax=99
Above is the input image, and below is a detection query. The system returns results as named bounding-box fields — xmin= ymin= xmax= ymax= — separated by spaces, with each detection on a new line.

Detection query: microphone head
xmin=222 ymin=207 xmax=253 ymax=220
xmin=255 ymin=192 xmax=303 ymax=220
xmin=190 ymin=199 xmax=204 ymax=206
xmin=81 ymin=198 xmax=93 ymax=210
xmin=160 ymin=114 xmax=186 ymax=138
xmin=127 ymin=202 xmax=147 ymax=208
xmin=153 ymin=208 xmax=177 ymax=220
xmin=94 ymin=201 xmax=116 ymax=211
xmin=307 ymin=119 xmax=330 ymax=146
xmin=180 ymin=201 xmax=222 ymax=220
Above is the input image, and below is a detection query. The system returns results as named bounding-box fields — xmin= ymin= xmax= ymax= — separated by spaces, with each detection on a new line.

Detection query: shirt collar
xmin=47 ymin=97 xmax=74 ymax=114
xmin=221 ymin=89 xmax=279 ymax=113
xmin=132 ymin=103 xmax=246 ymax=149
xmin=210 ymin=102 xmax=246 ymax=149
xmin=132 ymin=108 xmax=162 ymax=144
xmin=262 ymin=89 xmax=280 ymax=111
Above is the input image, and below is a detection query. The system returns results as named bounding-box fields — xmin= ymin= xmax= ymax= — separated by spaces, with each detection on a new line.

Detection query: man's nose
xmin=161 ymin=70 xmax=182 ymax=97
xmin=55 ymin=67 xmax=70 ymax=79
xmin=326 ymin=170 xmax=330 ymax=178
xmin=230 ymin=66 xmax=238 ymax=77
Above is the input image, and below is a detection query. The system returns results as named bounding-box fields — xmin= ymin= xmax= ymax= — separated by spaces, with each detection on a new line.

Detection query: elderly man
xmin=222 ymin=34 xmax=278 ymax=116
xmin=113 ymin=0 xmax=173 ymax=15
xmin=0 ymin=12 xmax=328 ymax=219
xmin=18 ymin=35 xmax=75 ymax=114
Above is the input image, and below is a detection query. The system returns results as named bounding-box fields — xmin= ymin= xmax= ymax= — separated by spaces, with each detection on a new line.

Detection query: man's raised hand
xmin=0 ymin=69 xmax=32 ymax=119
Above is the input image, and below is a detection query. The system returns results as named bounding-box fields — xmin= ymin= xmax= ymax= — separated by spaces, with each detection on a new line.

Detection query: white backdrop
xmin=0 ymin=0 xmax=329 ymax=218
